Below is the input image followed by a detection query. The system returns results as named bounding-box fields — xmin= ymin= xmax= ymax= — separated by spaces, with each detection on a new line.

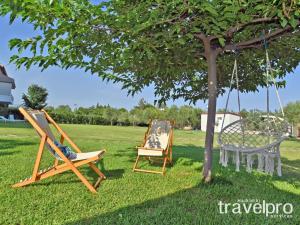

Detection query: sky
xmin=0 ymin=15 xmax=299 ymax=111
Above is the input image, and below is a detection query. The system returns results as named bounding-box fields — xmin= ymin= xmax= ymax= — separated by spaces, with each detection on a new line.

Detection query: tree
xmin=1 ymin=1 xmax=299 ymax=182
xmin=22 ymin=84 xmax=48 ymax=110
xmin=176 ymin=106 xmax=195 ymax=128
xmin=55 ymin=105 xmax=72 ymax=114
xmin=129 ymin=108 xmax=144 ymax=126
xmin=117 ymin=108 xmax=129 ymax=126
xmin=284 ymin=101 xmax=300 ymax=124
xmin=103 ymin=106 xmax=118 ymax=126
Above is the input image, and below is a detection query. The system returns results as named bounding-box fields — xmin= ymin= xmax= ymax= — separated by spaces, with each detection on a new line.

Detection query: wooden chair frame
xmin=12 ymin=107 xmax=106 ymax=193
xmin=133 ymin=120 xmax=174 ymax=175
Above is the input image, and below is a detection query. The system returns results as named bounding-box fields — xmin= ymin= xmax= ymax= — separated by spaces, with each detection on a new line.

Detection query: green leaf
xmin=289 ymin=17 xmax=298 ymax=28
xmin=280 ymin=18 xmax=288 ymax=27
xmin=9 ymin=13 xmax=17 ymax=24
xmin=202 ymin=3 xmax=218 ymax=17
xmin=178 ymin=39 xmax=185 ymax=45
xmin=218 ymin=37 xmax=225 ymax=47
xmin=9 ymin=38 xmax=22 ymax=50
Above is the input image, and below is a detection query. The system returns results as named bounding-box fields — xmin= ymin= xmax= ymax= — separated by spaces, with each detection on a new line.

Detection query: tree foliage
xmin=284 ymin=101 xmax=300 ymax=124
xmin=22 ymin=84 xmax=48 ymax=109
xmin=0 ymin=0 xmax=299 ymax=103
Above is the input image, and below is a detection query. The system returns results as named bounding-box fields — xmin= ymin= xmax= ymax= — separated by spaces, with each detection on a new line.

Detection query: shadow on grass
xmin=0 ymin=139 xmax=35 ymax=156
xmin=30 ymin=167 xmax=125 ymax=186
xmin=0 ymin=151 xmax=19 ymax=157
xmin=64 ymin=170 xmax=300 ymax=225
xmin=87 ymin=166 xmax=125 ymax=180
xmin=278 ymin=157 xmax=300 ymax=188
xmin=29 ymin=167 xmax=125 ymax=188
xmin=173 ymin=145 xmax=220 ymax=167
xmin=112 ymin=147 xmax=136 ymax=158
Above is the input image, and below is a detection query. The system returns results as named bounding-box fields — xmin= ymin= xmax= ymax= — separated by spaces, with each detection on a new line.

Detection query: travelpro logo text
xmin=218 ymin=199 xmax=293 ymax=218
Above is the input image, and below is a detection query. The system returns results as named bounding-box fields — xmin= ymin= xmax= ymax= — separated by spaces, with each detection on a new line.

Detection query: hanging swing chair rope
xmin=221 ymin=59 xmax=236 ymax=130
xmin=235 ymin=60 xmax=241 ymax=118
xmin=265 ymin=49 xmax=285 ymax=117
xmin=221 ymin=58 xmax=241 ymax=131
xmin=263 ymin=30 xmax=285 ymax=118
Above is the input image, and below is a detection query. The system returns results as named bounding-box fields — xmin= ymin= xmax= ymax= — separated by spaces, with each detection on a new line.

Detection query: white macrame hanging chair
xmin=218 ymin=48 xmax=290 ymax=176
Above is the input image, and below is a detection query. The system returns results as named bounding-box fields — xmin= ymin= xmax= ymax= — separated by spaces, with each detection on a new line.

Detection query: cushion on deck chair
xmin=138 ymin=148 xmax=163 ymax=156
xmin=53 ymin=141 xmax=77 ymax=160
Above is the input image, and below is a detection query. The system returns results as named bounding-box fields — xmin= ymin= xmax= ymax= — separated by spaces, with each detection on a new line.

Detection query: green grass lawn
xmin=0 ymin=123 xmax=299 ymax=225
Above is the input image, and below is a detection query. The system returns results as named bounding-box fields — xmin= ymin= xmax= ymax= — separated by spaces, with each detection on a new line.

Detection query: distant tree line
xmin=45 ymin=99 xmax=203 ymax=129
xmin=16 ymin=84 xmax=300 ymax=129
xmin=2 ymin=99 xmax=299 ymax=129
xmin=37 ymin=101 xmax=300 ymax=129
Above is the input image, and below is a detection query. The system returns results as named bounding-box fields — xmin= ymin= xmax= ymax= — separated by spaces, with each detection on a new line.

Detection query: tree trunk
xmin=202 ymin=50 xmax=218 ymax=183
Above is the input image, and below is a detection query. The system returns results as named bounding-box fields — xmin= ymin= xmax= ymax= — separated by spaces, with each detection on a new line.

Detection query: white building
xmin=0 ymin=65 xmax=15 ymax=107
xmin=201 ymin=113 xmax=241 ymax=133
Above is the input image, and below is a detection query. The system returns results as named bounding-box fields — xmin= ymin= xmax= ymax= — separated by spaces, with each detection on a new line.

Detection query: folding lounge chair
xmin=133 ymin=119 xmax=174 ymax=175
xmin=12 ymin=107 xmax=106 ymax=193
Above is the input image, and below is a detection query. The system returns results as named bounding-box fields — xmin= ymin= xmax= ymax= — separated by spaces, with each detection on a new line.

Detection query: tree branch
xmin=221 ymin=44 xmax=261 ymax=53
xmin=225 ymin=17 xmax=279 ymax=38
xmin=220 ymin=20 xmax=300 ymax=53
xmin=194 ymin=33 xmax=207 ymax=42
xmin=237 ymin=22 xmax=299 ymax=47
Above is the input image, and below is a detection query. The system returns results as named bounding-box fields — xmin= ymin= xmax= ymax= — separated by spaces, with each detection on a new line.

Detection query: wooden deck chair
xmin=12 ymin=107 xmax=106 ymax=193
xmin=133 ymin=119 xmax=174 ymax=175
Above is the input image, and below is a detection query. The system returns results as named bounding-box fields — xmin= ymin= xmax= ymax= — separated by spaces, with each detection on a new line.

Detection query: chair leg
xmin=88 ymin=162 xmax=106 ymax=179
xmin=133 ymin=155 xmax=140 ymax=171
xmin=94 ymin=177 xmax=104 ymax=189
xmin=70 ymin=166 xmax=97 ymax=193
xmin=133 ymin=155 xmax=171 ymax=175
xmin=32 ymin=136 xmax=46 ymax=181
xmin=162 ymin=157 xmax=168 ymax=175
xmin=88 ymin=162 xmax=106 ymax=189
xmin=167 ymin=152 xmax=173 ymax=165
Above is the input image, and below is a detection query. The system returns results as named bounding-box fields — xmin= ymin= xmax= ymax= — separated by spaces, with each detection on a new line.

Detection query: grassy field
xmin=0 ymin=123 xmax=299 ymax=225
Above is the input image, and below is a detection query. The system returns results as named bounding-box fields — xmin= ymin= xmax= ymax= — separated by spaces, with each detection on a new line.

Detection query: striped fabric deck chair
xmin=133 ymin=119 xmax=174 ymax=175
xmin=13 ymin=107 xmax=106 ymax=193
